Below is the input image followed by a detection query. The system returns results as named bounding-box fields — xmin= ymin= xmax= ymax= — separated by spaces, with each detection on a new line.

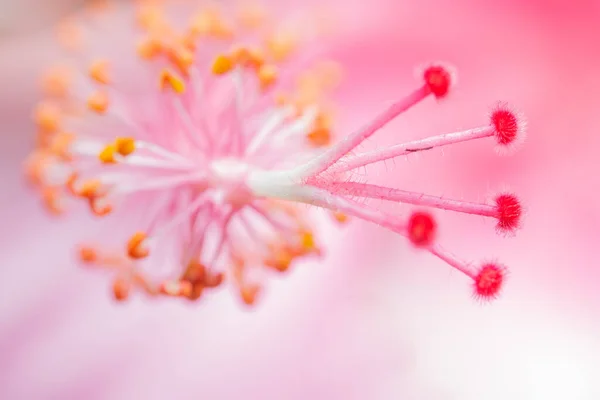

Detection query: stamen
xmin=127 ymin=232 xmax=149 ymax=259
xmin=34 ymin=102 xmax=61 ymax=133
xmin=41 ymin=65 xmax=72 ymax=97
xmin=212 ymin=54 xmax=235 ymax=75
xmin=115 ymin=137 xmax=136 ymax=157
xmin=257 ymin=64 xmax=278 ymax=90
xmin=79 ymin=246 xmax=98 ymax=264
xmin=87 ymin=91 xmax=110 ymax=114
xmin=98 ymin=144 xmax=117 ymax=164
xmin=112 ymin=277 xmax=131 ymax=301
xmin=89 ymin=60 xmax=111 ymax=85
xmin=160 ymin=69 xmax=186 ymax=94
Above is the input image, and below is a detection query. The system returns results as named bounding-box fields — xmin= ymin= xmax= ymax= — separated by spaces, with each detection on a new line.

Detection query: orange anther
xmin=137 ymin=4 xmax=165 ymax=30
xmin=99 ymin=144 xmax=117 ymax=164
xmin=89 ymin=198 xmax=112 ymax=217
xmin=159 ymin=69 xmax=186 ymax=94
xmin=78 ymin=179 xmax=104 ymax=200
xmin=115 ymin=137 xmax=135 ymax=156
xmin=204 ymin=271 xmax=224 ymax=288
xmin=65 ymin=173 xmax=79 ymax=195
xmin=87 ymin=91 xmax=109 ymax=113
xmin=266 ymin=32 xmax=296 ymax=62
xmin=137 ymin=36 xmax=163 ymax=59
xmin=112 ymin=277 xmax=130 ymax=301
xmin=232 ymin=47 xmax=265 ymax=69
xmin=183 ymin=260 xmax=206 ymax=285
xmin=265 ymin=247 xmax=294 ymax=272
xmin=34 ymin=102 xmax=61 ymax=133
xmin=240 ymin=283 xmax=260 ymax=306
xmin=127 ymin=232 xmax=149 ymax=259
xmin=168 ymin=45 xmax=194 ymax=76
xmin=42 ymin=187 xmax=63 ymax=215
xmin=257 ymin=64 xmax=278 ymax=90
xmin=89 ymin=60 xmax=111 ymax=84
xmin=307 ymin=127 xmax=331 ymax=147
xmin=186 ymin=284 xmax=204 ymax=301
xmin=308 ymin=111 xmax=333 ymax=147
xmin=211 ymin=54 xmax=234 ymax=75
xmin=189 ymin=11 xmax=214 ymax=36
xmin=41 ymin=66 xmax=71 ymax=97
xmin=49 ymin=132 xmax=74 ymax=160
xmin=79 ymin=246 xmax=98 ymax=264
xmin=333 ymin=211 xmax=349 ymax=224
xmin=23 ymin=152 xmax=48 ymax=186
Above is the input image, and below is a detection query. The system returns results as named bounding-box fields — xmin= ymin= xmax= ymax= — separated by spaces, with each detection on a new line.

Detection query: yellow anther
xmin=78 ymin=179 xmax=103 ymax=199
xmin=99 ymin=144 xmax=117 ymax=164
xmin=300 ymin=231 xmax=316 ymax=252
xmin=87 ymin=91 xmax=110 ymax=113
xmin=212 ymin=54 xmax=235 ymax=75
xmin=265 ymin=32 xmax=297 ymax=62
xmin=115 ymin=137 xmax=136 ymax=156
xmin=257 ymin=64 xmax=278 ymax=90
xmin=41 ymin=66 xmax=71 ymax=97
xmin=34 ymin=102 xmax=61 ymax=133
xmin=89 ymin=60 xmax=111 ymax=84
xmin=159 ymin=69 xmax=186 ymax=94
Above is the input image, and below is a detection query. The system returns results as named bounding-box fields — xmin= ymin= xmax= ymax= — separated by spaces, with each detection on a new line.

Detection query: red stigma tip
xmin=491 ymin=107 xmax=519 ymax=145
xmin=423 ymin=66 xmax=451 ymax=98
xmin=473 ymin=263 xmax=505 ymax=300
xmin=495 ymin=194 xmax=521 ymax=232
xmin=408 ymin=211 xmax=436 ymax=247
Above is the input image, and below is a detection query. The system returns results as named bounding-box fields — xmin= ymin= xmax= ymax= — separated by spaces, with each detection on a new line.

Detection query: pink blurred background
xmin=1 ymin=0 xmax=599 ymax=399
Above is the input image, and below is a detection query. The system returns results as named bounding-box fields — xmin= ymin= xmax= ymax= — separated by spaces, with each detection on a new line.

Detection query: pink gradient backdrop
xmin=1 ymin=0 xmax=599 ymax=399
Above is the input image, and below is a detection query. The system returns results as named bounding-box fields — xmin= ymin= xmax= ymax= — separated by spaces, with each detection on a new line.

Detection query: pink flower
xmin=3 ymin=0 xmax=598 ymax=399
xmin=24 ymin=0 xmax=521 ymax=308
